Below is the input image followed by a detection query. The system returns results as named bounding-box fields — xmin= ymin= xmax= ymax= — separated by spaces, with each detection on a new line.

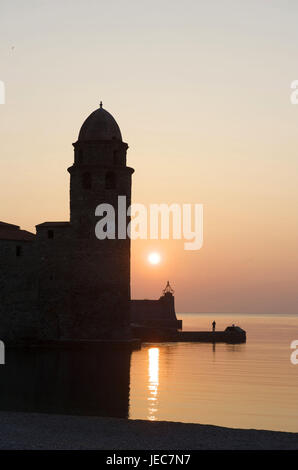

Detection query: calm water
xmin=130 ymin=314 xmax=298 ymax=432
xmin=0 ymin=313 xmax=297 ymax=432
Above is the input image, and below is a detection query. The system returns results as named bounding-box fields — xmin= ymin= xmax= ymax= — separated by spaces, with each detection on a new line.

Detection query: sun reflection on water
xmin=147 ymin=347 xmax=159 ymax=421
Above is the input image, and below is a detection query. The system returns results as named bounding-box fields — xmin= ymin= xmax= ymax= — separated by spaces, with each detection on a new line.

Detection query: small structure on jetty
xmin=130 ymin=281 xmax=182 ymax=330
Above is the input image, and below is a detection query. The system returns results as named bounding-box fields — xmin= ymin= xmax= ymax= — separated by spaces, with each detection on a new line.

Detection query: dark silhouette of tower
xmin=66 ymin=103 xmax=134 ymax=339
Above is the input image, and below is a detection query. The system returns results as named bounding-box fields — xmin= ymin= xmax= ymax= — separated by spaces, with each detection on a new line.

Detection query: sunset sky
xmin=1 ymin=0 xmax=297 ymax=313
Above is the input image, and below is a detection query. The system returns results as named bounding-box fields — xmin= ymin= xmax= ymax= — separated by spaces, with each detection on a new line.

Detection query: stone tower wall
xmin=65 ymin=138 xmax=134 ymax=339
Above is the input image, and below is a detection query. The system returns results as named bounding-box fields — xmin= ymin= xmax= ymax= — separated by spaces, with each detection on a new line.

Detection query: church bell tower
xmin=67 ymin=103 xmax=134 ymax=339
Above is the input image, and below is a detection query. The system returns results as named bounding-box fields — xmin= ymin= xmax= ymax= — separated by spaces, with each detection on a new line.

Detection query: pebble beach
xmin=0 ymin=412 xmax=297 ymax=450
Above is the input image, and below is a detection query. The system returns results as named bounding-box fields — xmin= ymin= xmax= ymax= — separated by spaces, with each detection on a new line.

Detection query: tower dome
xmin=78 ymin=102 xmax=122 ymax=142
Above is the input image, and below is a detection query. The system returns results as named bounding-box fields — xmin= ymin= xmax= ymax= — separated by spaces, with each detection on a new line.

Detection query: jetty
xmin=131 ymin=325 xmax=246 ymax=344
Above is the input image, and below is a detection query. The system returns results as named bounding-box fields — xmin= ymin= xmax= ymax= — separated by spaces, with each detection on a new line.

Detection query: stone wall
xmin=35 ymin=223 xmax=73 ymax=340
xmin=0 ymin=239 xmax=39 ymax=343
xmin=130 ymin=292 xmax=182 ymax=329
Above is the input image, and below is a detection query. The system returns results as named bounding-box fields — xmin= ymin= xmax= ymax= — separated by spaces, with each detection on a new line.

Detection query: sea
xmin=0 ymin=313 xmax=297 ymax=432
xmin=129 ymin=313 xmax=298 ymax=432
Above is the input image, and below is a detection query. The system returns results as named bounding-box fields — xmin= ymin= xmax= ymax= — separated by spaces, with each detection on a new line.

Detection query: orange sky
xmin=1 ymin=1 xmax=297 ymax=313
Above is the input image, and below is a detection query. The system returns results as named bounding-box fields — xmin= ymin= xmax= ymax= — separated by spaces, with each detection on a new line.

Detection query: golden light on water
xmin=147 ymin=347 xmax=159 ymax=421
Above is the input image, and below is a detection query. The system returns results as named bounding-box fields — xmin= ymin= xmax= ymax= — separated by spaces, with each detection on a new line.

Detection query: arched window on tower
xmin=113 ymin=150 xmax=121 ymax=165
xmin=78 ymin=149 xmax=83 ymax=163
xmin=78 ymin=215 xmax=91 ymax=238
xmin=16 ymin=245 xmax=22 ymax=256
xmin=82 ymin=172 xmax=92 ymax=190
xmin=105 ymin=171 xmax=116 ymax=189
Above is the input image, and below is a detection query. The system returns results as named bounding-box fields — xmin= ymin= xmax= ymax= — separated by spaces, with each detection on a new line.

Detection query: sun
xmin=148 ymin=252 xmax=161 ymax=265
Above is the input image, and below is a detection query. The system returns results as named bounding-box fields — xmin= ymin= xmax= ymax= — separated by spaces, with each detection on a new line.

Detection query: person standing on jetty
xmin=212 ymin=320 xmax=216 ymax=332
